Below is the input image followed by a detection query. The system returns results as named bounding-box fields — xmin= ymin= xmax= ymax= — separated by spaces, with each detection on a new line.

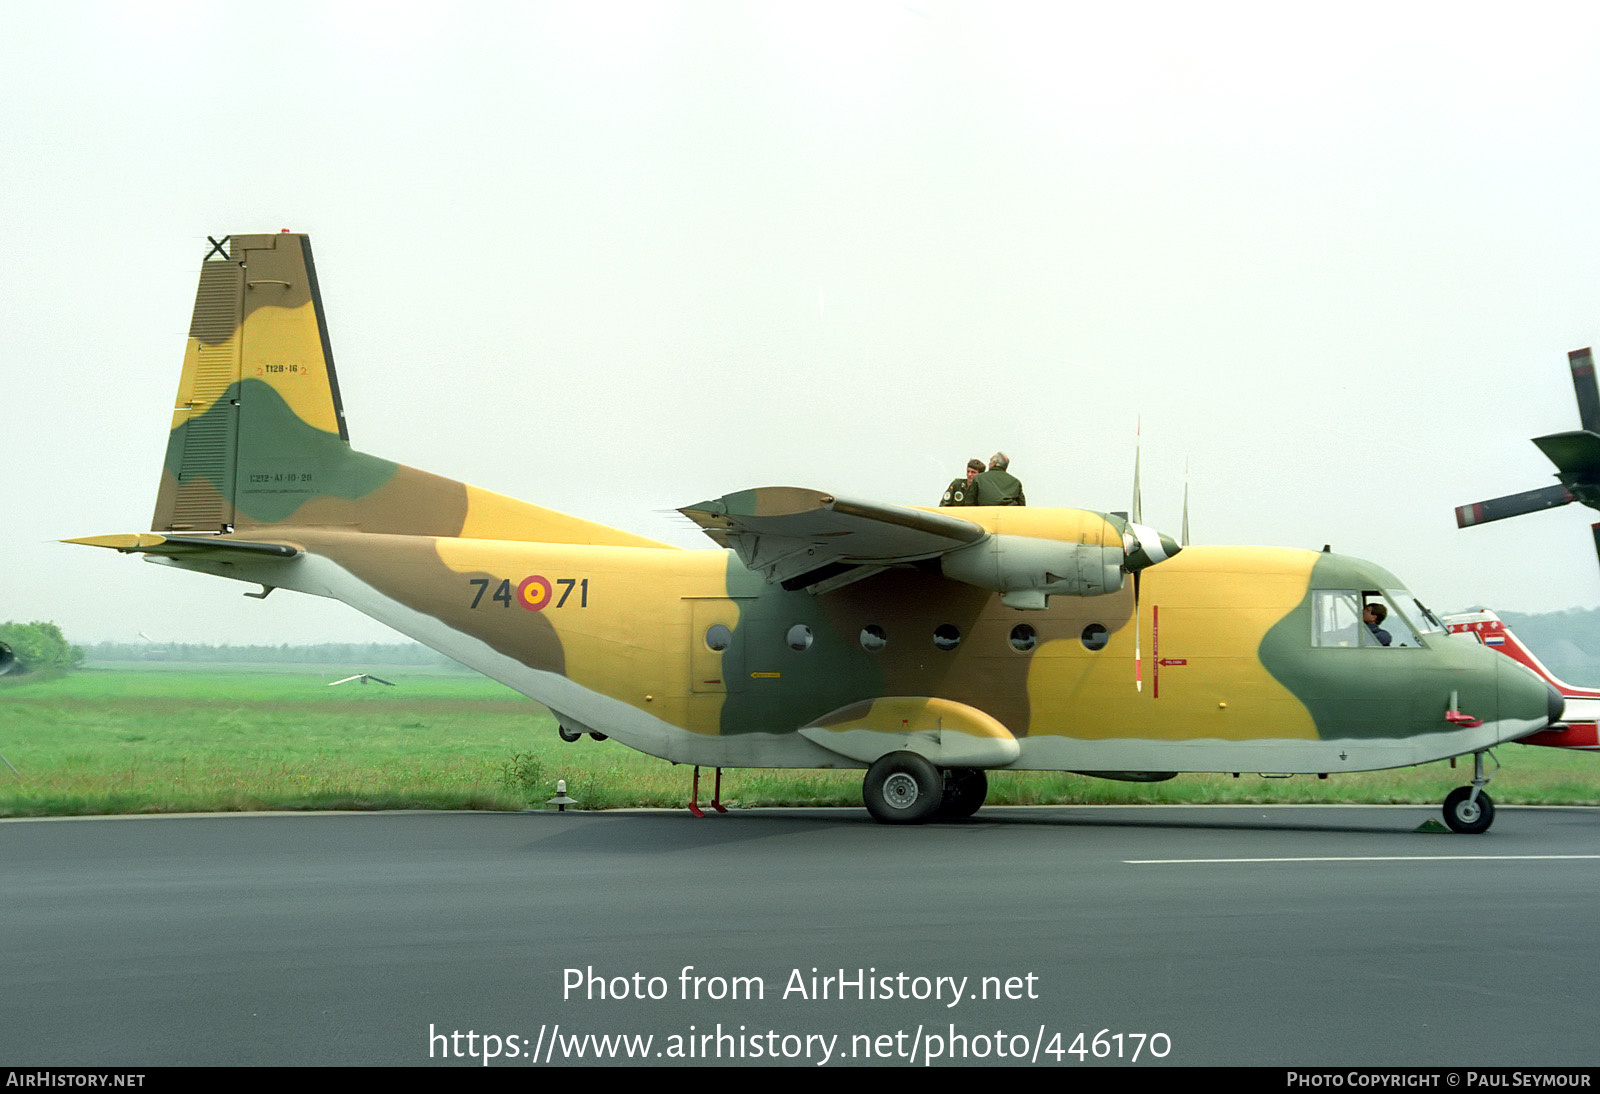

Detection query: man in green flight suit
xmin=940 ymin=459 xmax=985 ymax=507
xmin=973 ymin=452 xmax=1025 ymax=506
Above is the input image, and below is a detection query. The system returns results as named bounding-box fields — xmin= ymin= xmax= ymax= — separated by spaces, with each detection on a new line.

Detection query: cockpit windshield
xmin=1387 ymin=590 xmax=1445 ymax=638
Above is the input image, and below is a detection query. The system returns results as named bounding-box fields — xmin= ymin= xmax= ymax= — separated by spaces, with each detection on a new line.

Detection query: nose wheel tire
xmin=1442 ymin=786 xmax=1495 ymax=834
xmin=863 ymin=753 xmax=944 ymax=824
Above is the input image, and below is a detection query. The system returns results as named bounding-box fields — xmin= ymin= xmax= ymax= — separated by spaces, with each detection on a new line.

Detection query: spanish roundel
xmin=517 ymin=575 xmax=553 ymax=611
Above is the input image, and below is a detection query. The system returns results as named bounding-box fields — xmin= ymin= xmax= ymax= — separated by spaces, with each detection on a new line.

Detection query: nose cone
xmin=1123 ymin=522 xmax=1182 ymax=573
xmin=1492 ymin=654 xmax=1566 ymax=738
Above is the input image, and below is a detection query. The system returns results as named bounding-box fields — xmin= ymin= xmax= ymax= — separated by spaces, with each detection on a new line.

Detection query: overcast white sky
xmin=7 ymin=1 xmax=1600 ymax=645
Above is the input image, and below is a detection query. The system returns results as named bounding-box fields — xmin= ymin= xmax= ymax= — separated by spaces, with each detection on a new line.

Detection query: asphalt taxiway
xmin=4 ymin=805 xmax=1597 ymax=1066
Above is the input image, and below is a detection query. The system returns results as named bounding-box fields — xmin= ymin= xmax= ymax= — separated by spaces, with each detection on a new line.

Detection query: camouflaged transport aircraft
xmin=71 ymin=232 xmax=1563 ymax=832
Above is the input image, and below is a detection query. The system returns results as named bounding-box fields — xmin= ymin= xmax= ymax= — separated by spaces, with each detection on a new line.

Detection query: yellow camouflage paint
xmin=67 ymin=231 xmax=1561 ymax=829
xmin=456 ymin=484 xmax=670 ymax=548
xmin=239 ymin=301 xmax=341 ymax=436
xmin=1025 ymin=549 xmax=1320 ymax=743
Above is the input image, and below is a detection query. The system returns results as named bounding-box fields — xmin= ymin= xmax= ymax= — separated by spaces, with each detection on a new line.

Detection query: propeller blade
xmin=1181 ymin=475 xmax=1190 ymax=548
xmin=1571 ymin=348 xmax=1600 ymax=434
xmin=1455 ymin=484 xmax=1574 ymax=527
xmin=1132 ymin=418 xmax=1142 ymax=525
xmin=1133 ymin=569 xmax=1142 ymax=693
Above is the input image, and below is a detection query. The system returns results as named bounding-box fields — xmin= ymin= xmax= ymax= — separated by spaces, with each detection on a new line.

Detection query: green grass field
xmin=1 ymin=665 xmax=1596 ymax=817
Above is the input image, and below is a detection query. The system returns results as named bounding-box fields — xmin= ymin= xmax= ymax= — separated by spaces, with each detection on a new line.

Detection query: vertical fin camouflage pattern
xmin=151 ymin=233 xmax=669 ymax=547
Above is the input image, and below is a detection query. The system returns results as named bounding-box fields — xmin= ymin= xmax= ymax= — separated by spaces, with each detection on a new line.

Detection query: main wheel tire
xmin=863 ymin=753 xmax=944 ymax=825
xmin=1442 ymin=786 xmax=1495 ymax=834
xmin=557 ymin=725 xmax=582 ymax=743
xmin=938 ymin=769 xmax=989 ymax=820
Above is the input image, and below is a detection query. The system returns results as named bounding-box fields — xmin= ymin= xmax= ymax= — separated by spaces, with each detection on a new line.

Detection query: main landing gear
xmin=1441 ymin=750 xmax=1498 ymax=834
xmin=861 ymin=753 xmax=990 ymax=824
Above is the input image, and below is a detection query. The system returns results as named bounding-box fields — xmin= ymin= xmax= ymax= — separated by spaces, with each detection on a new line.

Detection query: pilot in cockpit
xmin=1363 ymin=603 xmax=1393 ymax=647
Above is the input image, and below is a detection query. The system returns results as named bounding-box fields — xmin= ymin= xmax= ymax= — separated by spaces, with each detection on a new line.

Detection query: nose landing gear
xmin=1442 ymin=750 xmax=1498 ymax=834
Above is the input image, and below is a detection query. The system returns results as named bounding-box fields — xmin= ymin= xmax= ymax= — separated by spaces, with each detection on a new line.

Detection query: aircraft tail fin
xmin=149 ymin=233 xmax=667 ymax=547
xmin=1446 ymin=610 xmax=1600 ymax=698
xmin=1447 ymin=609 xmax=1600 ymax=750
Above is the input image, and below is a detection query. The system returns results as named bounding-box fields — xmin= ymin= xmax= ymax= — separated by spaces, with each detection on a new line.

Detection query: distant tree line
xmin=1497 ymin=609 xmax=1600 ymax=686
xmin=0 ymin=621 xmax=85 ymax=675
xmin=84 ymin=641 xmax=458 ymax=666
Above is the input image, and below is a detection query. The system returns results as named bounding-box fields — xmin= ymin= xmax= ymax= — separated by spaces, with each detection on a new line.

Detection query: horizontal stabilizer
xmin=64 ymin=532 xmax=300 ymax=558
xmin=1454 ymin=484 xmax=1573 ymax=527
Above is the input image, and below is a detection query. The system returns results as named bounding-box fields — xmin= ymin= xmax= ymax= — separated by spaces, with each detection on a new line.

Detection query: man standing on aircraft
xmin=973 ymin=452 xmax=1026 ymax=506
xmin=1364 ymin=603 xmax=1392 ymax=647
xmin=940 ymin=459 xmax=984 ymax=506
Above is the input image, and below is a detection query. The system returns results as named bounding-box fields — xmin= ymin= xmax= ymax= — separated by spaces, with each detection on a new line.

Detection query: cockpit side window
xmin=1312 ymin=591 xmax=1362 ymax=647
xmin=1357 ymin=590 xmax=1423 ymax=647
xmin=1314 ymin=590 xmax=1424 ymax=648
xmin=1359 ymin=591 xmax=1394 ymax=647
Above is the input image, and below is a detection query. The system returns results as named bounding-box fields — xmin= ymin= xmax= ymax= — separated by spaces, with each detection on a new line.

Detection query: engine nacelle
xmin=939 ymin=535 xmax=1126 ymax=609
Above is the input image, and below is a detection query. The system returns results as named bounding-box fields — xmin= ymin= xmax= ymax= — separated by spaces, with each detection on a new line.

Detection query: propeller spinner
xmin=1456 ymin=347 xmax=1600 ymax=564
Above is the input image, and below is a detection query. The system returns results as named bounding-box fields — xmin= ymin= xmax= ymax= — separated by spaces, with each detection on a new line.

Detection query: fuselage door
xmin=688 ymin=598 xmax=746 ymax=695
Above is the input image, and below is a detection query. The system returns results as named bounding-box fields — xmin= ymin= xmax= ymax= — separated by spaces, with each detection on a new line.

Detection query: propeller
xmin=1113 ymin=422 xmax=1185 ymax=690
xmin=1456 ymin=347 xmax=1600 ymax=567
xmin=1124 ymin=423 xmax=1188 ymax=691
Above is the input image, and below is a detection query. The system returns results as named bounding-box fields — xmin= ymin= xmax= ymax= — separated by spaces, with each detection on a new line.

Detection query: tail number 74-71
xmin=467 ymin=576 xmax=590 ymax=611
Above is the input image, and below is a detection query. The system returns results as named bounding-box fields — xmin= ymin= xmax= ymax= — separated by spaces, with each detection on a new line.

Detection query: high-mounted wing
xmin=679 ymin=487 xmax=984 ymax=593
xmin=680 ymin=487 xmax=1180 ymax=609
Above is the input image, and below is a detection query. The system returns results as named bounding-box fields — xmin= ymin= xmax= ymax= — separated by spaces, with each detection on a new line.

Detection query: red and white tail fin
xmin=1446 ymin=609 xmax=1600 ymax=750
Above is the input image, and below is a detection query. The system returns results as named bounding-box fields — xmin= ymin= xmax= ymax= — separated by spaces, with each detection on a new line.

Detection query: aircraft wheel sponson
xmin=557 ymin=725 xmax=583 ymax=743
xmin=863 ymin=752 xmax=945 ymax=825
xmin=1442 ymin=787 xmax=1495 ymax=834
xmin=938 ymin=768 xmax=989 ymax=820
